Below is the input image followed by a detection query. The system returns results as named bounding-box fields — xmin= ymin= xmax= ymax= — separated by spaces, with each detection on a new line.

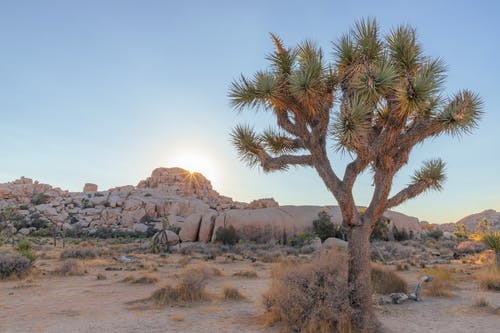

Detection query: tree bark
xmin=348 ymin=221 xmax=376 ymax=332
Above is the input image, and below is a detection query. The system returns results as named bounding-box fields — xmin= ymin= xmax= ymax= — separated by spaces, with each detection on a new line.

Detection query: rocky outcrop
xmin=0 ymin=167 xmax=426 ymax=243
xmin=247 ymin=198 xmax=279 ymax=209
xmin=83 ymin=183 xmax=98 ymax=192
xmin=437 ymin=209 xmax=500 ymax=232
xmin=137 ymin=167 xmax=238 ymax=210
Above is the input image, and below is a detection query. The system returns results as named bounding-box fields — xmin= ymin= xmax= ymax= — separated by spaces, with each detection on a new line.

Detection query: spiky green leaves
xmin=230 ymin=34 xmax=335 ymax=120
xmin=386 ymin=25 xmax=423 ymax=73
xmin=230 ymin=125 xmax=265 ymax=168
xmin=332 ymin=96 xmax=372 ymax=152
xmin=229 ymin=71 xmax=278 ymax=111
xmin=438 ymin=90 xmax=483 ymax=136
xmin=262 ymin=128 xmax=299 ymax=154
xmin=411 ymin=159 xmax=446 ymax=191
xmin=482 ymin=232 xmax=500 ymax=252
xmin=231 ymin=125 xmax=303 ymax=170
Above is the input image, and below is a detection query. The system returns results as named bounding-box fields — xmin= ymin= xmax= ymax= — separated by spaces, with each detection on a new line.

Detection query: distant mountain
xmin=438 ymin=209 xmax=500 ymax=232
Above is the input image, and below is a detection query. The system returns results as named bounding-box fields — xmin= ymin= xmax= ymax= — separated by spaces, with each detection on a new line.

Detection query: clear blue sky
xmin=1 ymin=0 xmax=498 ymax=223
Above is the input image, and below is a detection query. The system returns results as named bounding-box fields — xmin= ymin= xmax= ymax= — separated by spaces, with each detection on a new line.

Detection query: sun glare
xmin=168 ymin=153 xmax=218 ymax=184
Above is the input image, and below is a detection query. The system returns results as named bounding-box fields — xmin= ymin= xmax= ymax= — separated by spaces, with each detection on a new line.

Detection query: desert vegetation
xmin=230 ymin=17 xmax=482 ymax=331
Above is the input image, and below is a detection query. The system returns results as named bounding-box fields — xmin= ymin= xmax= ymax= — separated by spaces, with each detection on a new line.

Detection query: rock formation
xmin=0 ymin=167 xmax=425 ymax=243
xmin=437 ymin=209 xmax=500 ymax=232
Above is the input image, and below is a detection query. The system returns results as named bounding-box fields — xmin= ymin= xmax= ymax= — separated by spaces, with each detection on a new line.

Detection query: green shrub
xmin=392 ymin=226 xmax=410 ymax=242
xmin=17 ymin=238 xmax=36 ymax=262
xmin=371 ymin=217 xmax=390 ymax=241
xmin=0 ymin=253 xmax=31 ymax=279
xmin=312 ymin=211 xmax=346 ymax=241
xmin=427 ymin=229 xmax=443 ymax=241
xmin=290 ymin=231 xmax=316 ymax=248
xmin=215 ymin=225 xmax=239 ymax=245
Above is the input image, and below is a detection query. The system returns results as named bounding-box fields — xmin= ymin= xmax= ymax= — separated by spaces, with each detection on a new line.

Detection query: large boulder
xmin=83 ymin=183 xmax=98 ymax=192
xmin=179 ymin=213 xmax=203 ymax=242
xmin=198 ymin=210 xmax=218 ymax=242
xmin=211 ymin=206 xmax=343 ymax=243
xmin=322 ymin=237 xmax=348 ymax=250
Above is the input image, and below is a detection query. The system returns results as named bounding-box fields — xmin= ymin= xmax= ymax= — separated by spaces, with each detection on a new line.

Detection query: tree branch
xmin=260 ymin=153 xmax=314 ymax=172
xmin=385 ymin=180 xmax=432 ymax=210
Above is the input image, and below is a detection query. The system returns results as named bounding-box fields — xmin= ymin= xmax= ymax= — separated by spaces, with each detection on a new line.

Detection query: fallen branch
xmin=379 ymin=275 xmax=433 ymax=304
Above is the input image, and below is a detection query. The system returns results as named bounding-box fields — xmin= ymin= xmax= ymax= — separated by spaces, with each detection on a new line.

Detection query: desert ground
xmin=1 ymin=238 xmax=499 ymax=333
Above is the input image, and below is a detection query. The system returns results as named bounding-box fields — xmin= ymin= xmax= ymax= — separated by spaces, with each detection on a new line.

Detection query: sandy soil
xmin=0 ymin=250 xmax=498 ymax=333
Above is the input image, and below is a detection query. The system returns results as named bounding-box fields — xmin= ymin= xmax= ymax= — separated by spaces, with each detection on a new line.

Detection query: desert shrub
xmin=233 ymin=269 xmax=258 ymax=278
xmin=312 ymin=211 xmax=347 ymax=241
xmin=371 ymin=241 xmax=414 ymax=261
xmin=96 ymin=273 xmax=107 ymax=280
xmin=371 ymin=217 xmax=390 ymax=241
xmin=392 ymin=226 xmax=410 ymax=241
xmin=54 ymin=259 xmax=87 ymax=276
xmin=371 ymin=264 xmax=408 ymax=294
xmin=455 ymin=240 xmax=485 ymax=255
xmin=148 ymin=270 xmax=211 ymax=306
xmin=289 ymin=231 xmax=316 ymax=248
xmin=215 ymin=225 xmax=239 ymax=245
xmin=60 ymin=248 xmax=100 ymax=259
xmin=476 ymin=265 xmax=500 ymax=291
xmin=422 ymin=268 xmax=454 ymax=297
xmin=472 ymin=296 xmax=493 ymax=310
xmin=427 ymin=229 xmax=443 ymax=241
xmin=184 ymin=262 xmax=223 ymax=277
xmin=17 ymin=238 xmax=36 ymax=262
xmin=0 ymin=253 xmax=31 ymax=279
xmin=178 ymin=242 xmax=222 ymax=257
xmin=262 ymin=251 xmax=352 ymax=333
xmin=222 ymin=286 xmax=246 ymax=300
xmin=435 ymin=239 xmax=457 ymax=249
xmin=123 ymin=273 xmax=159 ymax=284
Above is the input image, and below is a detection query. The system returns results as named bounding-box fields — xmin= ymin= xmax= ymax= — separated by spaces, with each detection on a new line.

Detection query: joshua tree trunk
xmin=347 ymin=221 xmax=375 ymax=332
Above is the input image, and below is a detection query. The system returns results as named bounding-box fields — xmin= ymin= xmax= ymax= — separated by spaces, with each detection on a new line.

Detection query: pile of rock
xmin=0 ymin=167 xmax=424 ymax=243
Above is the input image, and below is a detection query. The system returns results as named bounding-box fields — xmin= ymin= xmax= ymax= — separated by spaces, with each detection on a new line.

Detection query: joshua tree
xmin=229 ymin=18 xmax=482 ymax=331
xmin=483 ymin=231 xmax=500 ymax=268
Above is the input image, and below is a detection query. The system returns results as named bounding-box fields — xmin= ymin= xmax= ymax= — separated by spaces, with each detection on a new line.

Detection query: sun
xmin=167 ymin=153 xmax=218 ymax=184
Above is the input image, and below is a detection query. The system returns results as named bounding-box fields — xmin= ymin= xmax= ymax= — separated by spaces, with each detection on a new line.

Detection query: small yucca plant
xmin=482 ymin=231 xmax=500 ymax=268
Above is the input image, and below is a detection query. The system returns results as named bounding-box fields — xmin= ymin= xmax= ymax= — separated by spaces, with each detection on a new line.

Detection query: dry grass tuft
xmin=96 ymin=273 xmax=107 ymax=280
xmin=476 ymin=265 xmax=500 ymax=291
xmin=60 ymin=248 xmax=100 ymax=260
xmin=54 ymin=259 xmax=87 ymax=276
xmin=85 ymin=258 xmax=109 ymax=267
xmin=371 ymin=264 xmax=408 ymax=294
xmin=422 ymin=267 xmax=455 ymax=297
xmin=222 ymin=285 xmax=246 ymax=300
xmin=148 ymin=270 xmax=211 ymax=306
xmin=232 ymin=269 xmax=258 ymax=278
xmin=472 ymin=296 xmax=491 ymax=308
xmin=184 ymin=262 xmax=223 ymax=277
xmin=177 ymin=256 xmax=192 ymax=267
xmin=122 ymin=273 xmax=159 ymax=284
xmin=396 ymin=263 xmax=409 ymax=271
xmin=261 ymin=250 xmax=352 ymax=333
